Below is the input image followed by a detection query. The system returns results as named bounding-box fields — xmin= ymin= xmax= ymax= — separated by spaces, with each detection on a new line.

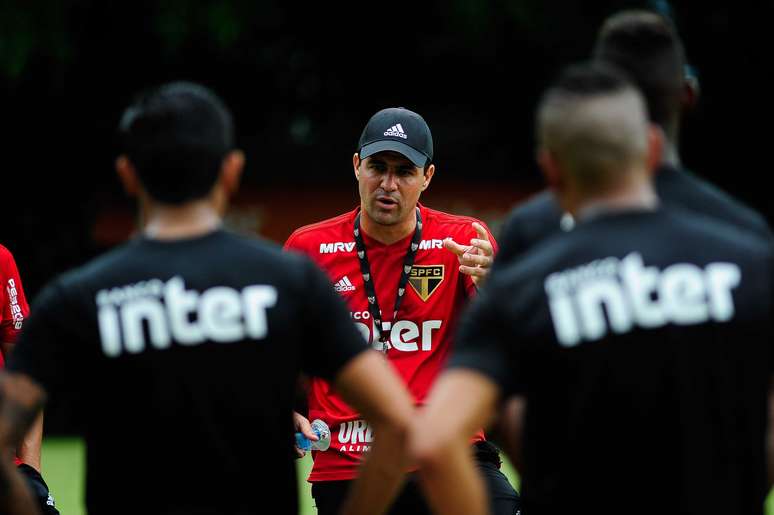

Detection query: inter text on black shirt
xmin=451 ymin=208 xmax=774 ymax=515
xmin=9 ymin=229 xmax=366 ymax=515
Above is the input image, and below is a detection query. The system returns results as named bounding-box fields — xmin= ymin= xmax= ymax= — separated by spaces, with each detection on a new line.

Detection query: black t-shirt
xmin=9 ymin=229 xmax=367 ymax=515
xmin=450 ymin=208 xmax=774 ymax=515
xmin=494 ymin=165 xmax=772 ymax=268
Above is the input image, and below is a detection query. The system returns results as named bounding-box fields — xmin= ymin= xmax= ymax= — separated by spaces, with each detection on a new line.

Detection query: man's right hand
xmin=293 ymin=411 xmax=318 ymax=458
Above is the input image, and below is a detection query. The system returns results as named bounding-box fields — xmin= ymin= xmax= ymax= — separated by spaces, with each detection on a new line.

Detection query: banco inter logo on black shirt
xmin=545 ymin=252 xmax=741 ymax=347
xmin=95 ymin=276 xmax=278 ymax=357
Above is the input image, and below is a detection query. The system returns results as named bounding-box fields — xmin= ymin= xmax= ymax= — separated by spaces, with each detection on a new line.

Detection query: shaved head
xmin=537 ymin=62 xmax=650 ymax=196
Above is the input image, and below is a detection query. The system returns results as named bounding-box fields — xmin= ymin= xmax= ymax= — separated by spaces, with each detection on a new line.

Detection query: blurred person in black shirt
xmin=491 ymin=9 xmax=773 ymax=461
xmin=0 ymin=82 xmax=416 ymax=515
xmin=410 ymin=63 xmax=774 ymax=515
xmin=495 ymin=10 xmax=770 ymax=267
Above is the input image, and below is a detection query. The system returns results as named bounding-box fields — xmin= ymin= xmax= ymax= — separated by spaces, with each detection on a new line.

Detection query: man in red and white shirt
xmin=0 ymin=244 xmax=58 ymax=515
xmin=285 ymin=107 xmax=520 ymax=515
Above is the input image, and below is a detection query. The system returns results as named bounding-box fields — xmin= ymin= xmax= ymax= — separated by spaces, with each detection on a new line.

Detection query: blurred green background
xmin=41 ymin=437 xmax=774 ymax=514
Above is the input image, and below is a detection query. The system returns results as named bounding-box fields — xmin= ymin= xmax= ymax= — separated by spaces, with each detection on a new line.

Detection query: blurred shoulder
xmin=285 ymin=209 xmax=357 ymax=250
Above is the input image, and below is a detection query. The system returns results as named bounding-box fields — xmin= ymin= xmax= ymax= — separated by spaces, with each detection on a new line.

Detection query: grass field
xmin=40 ymin=437 xmax=774 ymax=514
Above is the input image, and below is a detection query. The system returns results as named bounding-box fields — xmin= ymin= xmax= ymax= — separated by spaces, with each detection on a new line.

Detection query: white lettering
xmin=620 ymin=253 xmax=665 ymax=328
xmin=200 ymin=287 xmax=244 ymax=342
xmin=336 ymin=420 xmax=374 ymax=452
xmin=6 ymin=278 xmax=24 ymax=331
xmin=391 ymin=320 xmax=419 ymax=351
xmin=339 ymin=445 xmax=373 ymax=453
xmin=546 ymin=252 xmax=741 ymax=347
xmin=421 ymin=320 xmax=442 ymax=351
xmin=659 ymin=264 xmax=707 ymax=325
xmin=242 ymin=285 xmax=278 ymax=339
xmin=383 ymin=130 xmax=408 ymax=139
xmin=549 ymin=294 xmax=580 ymax=347
xmin=351 ymin=420 xmax=367 ymax=444
xmin=354 ymin=322 xmax=371 ymax=342
xmin=95 ymin=277 xmax=278 ymax=357
xmin=358 ymin=318 xmax=442 ymax=352
xmin=576 ymin=277 xmax=632 ymax=340
xmin=97 ymin=305 xmax=122 ymax=357
xmin=706 ymin=263 xmax=741 ymax=321
xmin=338 ymin=421 xmax=353 ymax=444
xmin=319 ymin=242 xmax=356 ymax=254
xmin=419 ymin=239 xmax=444 ymax=250
xmin=121 ymin=298 xmax=171 ymax=353
xmin=166 ymin=276 xmax=203 ymax=344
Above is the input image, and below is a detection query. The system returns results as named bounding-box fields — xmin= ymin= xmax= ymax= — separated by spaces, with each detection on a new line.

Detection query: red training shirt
xmin=0 ymin=244 xmax=29 ymax=367
xmin=284 ymin=204 xmax=497 ymax=482
xmin=0 ymin=244 xmax=30 ymax=466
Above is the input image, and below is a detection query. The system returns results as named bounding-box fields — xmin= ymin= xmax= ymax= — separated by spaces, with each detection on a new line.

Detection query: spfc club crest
xmin=408 ymin=265 xmax=444 ymax=301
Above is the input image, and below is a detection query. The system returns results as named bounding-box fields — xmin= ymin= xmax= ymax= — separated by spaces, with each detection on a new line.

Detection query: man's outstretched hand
xmin=443 ymin=222 xmax=494 ymax=288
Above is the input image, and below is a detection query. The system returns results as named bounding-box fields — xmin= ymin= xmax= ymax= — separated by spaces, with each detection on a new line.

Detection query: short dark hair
xmin=119 ymin=82 xmax=234 ymax=204
xmin=593 ymin=10 xmax=685 ymax=128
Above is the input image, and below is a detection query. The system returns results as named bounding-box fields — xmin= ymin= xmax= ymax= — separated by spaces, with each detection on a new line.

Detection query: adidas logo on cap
xmin=383 ymin=123 xmax=408 ymax=139
xmin=334 ymin=276 xmax=356 ymax=292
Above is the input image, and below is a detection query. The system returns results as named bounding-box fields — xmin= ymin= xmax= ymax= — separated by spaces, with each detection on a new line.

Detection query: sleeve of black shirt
xmin=446 ymin=281 xmax=520 ymax=397
xmin=493 ymin=192 xmax=563 ymax=273
xmin=491 ymin=214 xmax=529 ymax=274
xmin=7 ymin=279 xmax=87 ymax=401
xmin=298 ymin=259 xmax=367 ymax=382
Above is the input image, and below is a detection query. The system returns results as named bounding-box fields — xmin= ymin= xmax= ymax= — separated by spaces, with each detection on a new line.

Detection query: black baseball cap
xmin=357 ymin=107 xmax=433 ymax=167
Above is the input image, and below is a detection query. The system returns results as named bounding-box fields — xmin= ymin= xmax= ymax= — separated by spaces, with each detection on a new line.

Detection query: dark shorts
xmin=17 ymin=464 xmax=60 ymax=515
xmin=311 ymin=441 xmax=520 ymax=515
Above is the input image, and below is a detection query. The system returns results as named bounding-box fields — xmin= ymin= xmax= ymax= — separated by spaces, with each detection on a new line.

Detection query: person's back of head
xmin=593 ymin=10 xmax=688 ymax=135
xmin=118 ymin=81 xmax=235 ymax=205
xmin=536 ymin=61 xmax=656 ymax=205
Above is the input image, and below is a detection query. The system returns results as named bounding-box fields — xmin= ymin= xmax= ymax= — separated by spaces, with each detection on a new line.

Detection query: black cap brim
xmin=359 ymin=140 xmax=429 ymax=168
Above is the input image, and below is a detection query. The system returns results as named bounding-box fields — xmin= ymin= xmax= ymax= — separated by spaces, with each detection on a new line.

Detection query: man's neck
xmin=572 ymin=180 xmax=659 ymax=222
xmin=359 ymin=207 xmax=418 ymax=245
xmin=142 ymin=199 xmax=222 ymax=240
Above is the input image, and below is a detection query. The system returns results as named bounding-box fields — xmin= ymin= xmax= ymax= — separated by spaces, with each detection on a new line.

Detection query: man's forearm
xmin=0 ymin=450 xmax=40 ymax=515
xmin=339 ymin=424 xmax=409 ymax=515
xmin=418 ymin=440 xmax=488 ymax=515
xmin=499 ymin=397 xmax=526 ymax=473
xmin=16 ymin=413 xmax=43 ymax=472
xmin=333 ymin=351 xmax=416 ymax=515
xmin=410 ymin=370 xmax=501 ymax=515
xmin=0 ymin=374 xmax=45 ymax=454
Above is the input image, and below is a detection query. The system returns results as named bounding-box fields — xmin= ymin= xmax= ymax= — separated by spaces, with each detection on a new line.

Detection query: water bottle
xmin=295 ymin=419 xmax=331 ymax=452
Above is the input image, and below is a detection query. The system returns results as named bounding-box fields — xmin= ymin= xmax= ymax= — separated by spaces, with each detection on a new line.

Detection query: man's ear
xmin=681 ymin=69 xmax=700 ymax=111
xmin=537 ymin=148 xmax=562 ymax=192
xmin=116 ymin=155 xmax=140 ymax=197
xmin=353 ymin=153 xmax=361 ymax=180
xmin=646 ymin=125 xmax=665 ymax=176
xmin=220 ymin=150 xmax=245 ymax=196
xmin=421 ymin=164 xmax=435 ymax=191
